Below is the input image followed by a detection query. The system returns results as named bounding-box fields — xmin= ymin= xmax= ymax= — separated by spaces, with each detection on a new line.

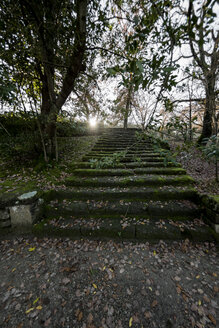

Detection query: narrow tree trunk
xmin=40 ymin=76 xmax=58 ymax=160
xmin=198 ymin=76 xmax=216 ymax=143
xmin=123 ymin=84 xmax=133 ymax=129
xmin=189 ymin=99 xmax=192 ymax=142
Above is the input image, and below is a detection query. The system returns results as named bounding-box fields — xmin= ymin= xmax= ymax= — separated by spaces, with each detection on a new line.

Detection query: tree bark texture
xmin=123 ymin=84 xmax=133 ymax=129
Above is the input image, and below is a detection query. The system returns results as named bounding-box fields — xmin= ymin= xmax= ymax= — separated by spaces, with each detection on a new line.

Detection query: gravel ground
xmin=0 ymin=237 xmax=218 ymax=328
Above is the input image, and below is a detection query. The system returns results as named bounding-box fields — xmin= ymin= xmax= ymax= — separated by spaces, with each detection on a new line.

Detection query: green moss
xmin=212 ymin=195 xmax=219 ymax=203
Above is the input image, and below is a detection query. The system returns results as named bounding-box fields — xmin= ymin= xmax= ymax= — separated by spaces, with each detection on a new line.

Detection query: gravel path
xmin=0 ymin=237 xmax=218 ymax=328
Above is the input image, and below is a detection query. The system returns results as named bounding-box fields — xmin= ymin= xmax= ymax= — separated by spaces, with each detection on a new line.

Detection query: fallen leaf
xmin=144 ymin=311 xmax=152 ymax=319
xmin=61 ymin=266 xmax=78 ymax=273
xmin=151 ymin=300 xmax=158 ymax=307
xmin=208 ymin=314 xmax=216 ymax=326
xmin=92 ymin=283 xmax=97 ymax=289
xmin=62 ymin=278 xmax=70 ymax=285
xmin=17 ymin=324 xmax=23 ymax=328
xmin=36 ymin=305 xmax=42 ymax=310
xmin=129 ymin=317 xmax=133 ymax=327
xmin=33 ymin=297 xmax=39 ymax=305
xmin=174 ymin=276 xmax=181 ymax=282
xmin=25 ymin=308 xmax=34 ymax=314
xmin=76 ymin=309 xmax=83 ymax=322
xmin=87 ymin=313 xmax=93 ymax=324
xmin=28 ymin=247 xmax=35 ymax=252
xmin=213 ymin=286 xmax=218 ymax=293
xmin=182 ymin=293 xmax=188 ymax=302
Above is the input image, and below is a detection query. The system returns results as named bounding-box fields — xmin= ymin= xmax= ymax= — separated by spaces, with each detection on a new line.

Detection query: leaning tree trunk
xmin=198 ymin=75 xmax=216 ymax=143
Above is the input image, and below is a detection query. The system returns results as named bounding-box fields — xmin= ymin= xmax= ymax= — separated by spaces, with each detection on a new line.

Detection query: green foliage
xmin=89 ymin=151 xmax=127 ymax=169
xmin=166 ymin=115 xmax=197 ymax=142
xmin=203 ymin=136 xmax=219 ymax=160
xmin=202 ymin=135 xmax=219 ymax=181
xmin=56 ymin=121 xmax=88 ymax=137
xmin=0 ymin=112 xmax=37 ymax=136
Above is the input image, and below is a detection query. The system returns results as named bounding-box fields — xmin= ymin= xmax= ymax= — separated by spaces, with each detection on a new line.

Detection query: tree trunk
xmin=40 ymin=0 xmax=87 ymax=160
xmin=40 ymin=74 xmax=57 ymax=160
xmin=123 ymin=84 xmax=133 ymax=129
xmin=198 ymin=75 xmax=216 ymax=143
xmin=189 ymin=99 xmax=192 ymax=142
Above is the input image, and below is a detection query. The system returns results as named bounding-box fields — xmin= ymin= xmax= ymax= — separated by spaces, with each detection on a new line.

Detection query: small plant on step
xmin=152 ymin=141 xmax=178 ymax=167
xmin=89 ymin=151 xmax=127 ymax=168
xmin=132 ymin=155 xmax=142 ymax=163
xmin=135 ymin=131 xmax=148 ymax=142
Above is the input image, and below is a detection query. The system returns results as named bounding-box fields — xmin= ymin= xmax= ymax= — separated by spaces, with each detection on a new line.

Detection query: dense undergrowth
xmin=0 ymin=114 xmax=100 ymax=195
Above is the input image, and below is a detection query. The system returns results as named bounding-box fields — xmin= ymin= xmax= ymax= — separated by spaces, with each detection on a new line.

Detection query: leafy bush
xmin=202 ymin=135 xmax=219 ymax=181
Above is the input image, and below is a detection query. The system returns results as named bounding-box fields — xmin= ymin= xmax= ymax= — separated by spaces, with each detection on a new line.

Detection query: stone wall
xmin=0 ymin=191 xmax=44 ymax=230
xmin=199 ymin=194 xmax=219 ymax=233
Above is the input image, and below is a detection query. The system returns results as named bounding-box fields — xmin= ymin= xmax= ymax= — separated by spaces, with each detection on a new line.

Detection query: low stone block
xmin=0 ymin=209 xmax=11 ymax=228
xmin=9 ymin=197 xmax=44 ymax=227
xmin=201 ymin=195 xmax=219 ymax=213
xmin=206 ymin=209 xmax=219 ymax=224
xmin=214 ymin=224 xmax=219 ymax=233
xmin=10 ymin=205 xmax=34 ymax=227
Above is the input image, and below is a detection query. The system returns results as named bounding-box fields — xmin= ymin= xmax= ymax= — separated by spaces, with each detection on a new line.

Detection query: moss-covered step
xmin=93 ymin=143 xmax=154 ymax=148
xmin=91 ymin=147 xmax=131 ymax=152
xmin=85 ymin=152 xmax=162 ymax=158
xmin=65 ymin=175 xmax=194 ymax=187
xmin=88 ymin=150 xmax=160 ymax=155
xmin=33 ymin=216 xmax=215 ymax=242
xmin=70 ymin=161 xmax=180 ymax=169
xmin=95 ymin=140 xmax=153 ymax=148
xmin=44 ymin=199 xmax=200 ymax=219
xmin=72 ymin=167 xmax=186 ymax=177
xmin=82 ymin=156 xmax=166 ymax=163
xmin=43 ymin=186 xmax=197 ymax=202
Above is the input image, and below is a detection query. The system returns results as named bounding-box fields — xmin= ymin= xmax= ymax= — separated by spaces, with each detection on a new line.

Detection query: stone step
xmin=86 ymin=152 xmax=162 ymax=158
xmin=95 ymin=141 xmax=152 ymax=145
xmin=91 ymin=147 xmax=133 ymax=151
xmin=44 ymin=200 xmax=200 ymax=219
xmin=83 ymin=156 xmax=166 ymax=163
xmin=90 ymin=150 xmax=156 ymax=155
xmin=71 ymin=161 xmax=180 ymax=169
xmin=92 ymin=147 xmax=154 ymax=152
xmin=34 ymin=128 xmax=217 ymax=242
xmin=95 ymin=140 xmax=152 ymax=144
xmin=65 ymin=175 xmax=194 ymax=187
xmin=33 ymin=216 xmax=214 ymax=242
xmin=73 ymin=167 xmax=186 ymax=176
xmin=44 ymin=186 xmax=197 ymax=202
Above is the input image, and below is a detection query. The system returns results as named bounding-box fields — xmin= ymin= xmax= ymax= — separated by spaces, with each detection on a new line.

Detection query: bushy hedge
xmin=0 ymin=113 xmax=91 ymax=137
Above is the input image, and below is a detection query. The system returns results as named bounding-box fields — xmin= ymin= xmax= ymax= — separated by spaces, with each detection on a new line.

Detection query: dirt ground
xmin=170 ymin=142 xmax=219 ymax=196
xmin=0 ymin=237 xmax=218 ymax=328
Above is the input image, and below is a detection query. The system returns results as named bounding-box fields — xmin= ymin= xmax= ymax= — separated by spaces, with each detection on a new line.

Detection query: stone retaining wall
xmin=0 ymin=191 xmax=44 ymax=230
xmin=199 ymin=194 xmax=219 ymax=233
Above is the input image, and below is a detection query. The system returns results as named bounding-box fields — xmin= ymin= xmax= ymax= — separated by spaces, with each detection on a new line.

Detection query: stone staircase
xmin=35 ymin=128 xmax=215 ymax=241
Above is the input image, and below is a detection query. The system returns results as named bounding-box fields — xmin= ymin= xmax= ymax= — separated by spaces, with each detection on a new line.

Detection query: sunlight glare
xmin=89 ymin=117 xmax=97 ymax=128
